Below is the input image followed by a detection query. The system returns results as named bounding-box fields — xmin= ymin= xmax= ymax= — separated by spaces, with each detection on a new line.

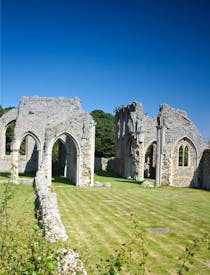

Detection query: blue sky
xmin=1 ymin=0 xmax=210 ymax=140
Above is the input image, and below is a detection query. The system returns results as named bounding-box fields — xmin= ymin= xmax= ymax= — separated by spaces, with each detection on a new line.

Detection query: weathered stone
xmin=0 ymin=96 xmax=95 ymax=187
xmin=103 ymin=182 xmax=112 ymax=187
xmin=114 ymin=101 xmax=209 ymax=189
xmin=58 ymin=248 xmax=87 ymax=275
xmin=94 ymin=181 xmax=104 ymax=187
xmin=141 ymin=181 xmax=154 ymax=188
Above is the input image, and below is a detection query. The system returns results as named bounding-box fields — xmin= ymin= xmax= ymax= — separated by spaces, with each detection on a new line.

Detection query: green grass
xmin=52 ymin=173 xmax=210 ymax=274
xmin=0 ymin=183 xmax=36 ymax=229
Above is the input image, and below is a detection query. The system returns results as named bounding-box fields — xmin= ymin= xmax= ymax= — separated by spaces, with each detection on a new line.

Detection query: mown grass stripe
xmin=53 ymin=176 xmax=210 ymax=274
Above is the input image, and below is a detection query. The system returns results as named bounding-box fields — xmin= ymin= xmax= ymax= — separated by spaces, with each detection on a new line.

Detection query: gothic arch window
xmin=178 ymin=146 xmax=183 ymax=166
xmin=178 ymin=145 xmax=189 ymax=167
xmin=184 ymin=146 xmax=189 ymax=166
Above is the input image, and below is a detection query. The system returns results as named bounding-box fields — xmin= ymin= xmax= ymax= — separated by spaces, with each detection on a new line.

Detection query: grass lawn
xmin=0 ymin=182 xmax=36 ymax=231
xmin=52 ymin=173 xmax=210 ymax=274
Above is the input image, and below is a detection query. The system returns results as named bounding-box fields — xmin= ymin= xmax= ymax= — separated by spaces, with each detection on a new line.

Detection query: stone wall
xmin=0 ymin=96 xmax=95 ymax=187
xmin=115 ymin=102 xmax=156 ymax=181
xmin=114 ymin=101 xmax=207 ymax=188
xmin=34 ymin=172 xmax=68 ymax=242
xmin=157 ymin=104 xmax=206 ymax=187
xmin=200 ymin=149 xmax=210 ymax=189
xmin=94 ymin=156 xmax=115 ymax=171
xmin=34 ymin=172 xmax=87 ymax=274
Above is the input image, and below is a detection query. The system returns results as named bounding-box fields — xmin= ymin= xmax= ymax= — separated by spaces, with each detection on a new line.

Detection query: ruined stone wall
xmin=157 ymin=104 xmax=206 ymax=187
xmin=114 ymin=101 xmax=207 ymax=187
xmin=0 ymin=96 xmax=95 ymax=187
xmin=0 ymin=109 xmax=18 ymax=172
xmin=94 ymin=157 xmax=115 ymax=171
xmin=200 ymin=149 xmax=210 ymax=189
xmin=115 ymin=102 xmax=156 ymax=181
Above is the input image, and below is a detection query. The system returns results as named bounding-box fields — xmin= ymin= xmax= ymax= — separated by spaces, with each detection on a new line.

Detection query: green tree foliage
xmin=90 ymin=110 xmax=115 ymax=157
xmin=0 ymin=105 xmax=15 ymax=117
xmin=0 ymin=105 xmax=3 ymax=117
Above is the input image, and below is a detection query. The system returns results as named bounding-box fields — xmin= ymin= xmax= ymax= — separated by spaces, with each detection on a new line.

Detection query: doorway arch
xmin=144 ymin=141 xmax=157 ymax=179
xmin=48 ymin=132 xmax=80 ymax=186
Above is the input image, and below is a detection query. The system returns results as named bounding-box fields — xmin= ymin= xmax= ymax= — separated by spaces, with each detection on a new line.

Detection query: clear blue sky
xmin=1 ymin=0 xmax=210 ymax=140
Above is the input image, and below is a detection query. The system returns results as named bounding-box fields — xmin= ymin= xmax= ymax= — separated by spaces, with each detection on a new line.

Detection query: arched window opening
xmin=51 ymin=134 xmax=78 ymax=185
xmin=144 ymin=142 xmax=156 ymax=179
xmin=184 ymin=146 xmax=189 ymax=166
xmin=178 ymin=145 xmax=189 ymax=167
xmin=52 ymin=139 xmax=66 ymax=177
xmin=20 ymin=137 xmax=26 ymax=155
xmin=178 ymin=146 xmax=183 ymax=166
xmin=5 ymin=121 xmax=16 ymax=155
xmin=19 ymin=134 xmax=39 ymax=174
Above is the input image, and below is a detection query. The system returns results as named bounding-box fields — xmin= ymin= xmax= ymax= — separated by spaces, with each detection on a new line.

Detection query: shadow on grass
xmin=115 ymin=178 xmax=143 ymax=185
xmin=19 ymin=172 xmax=36 ymax=178
xmin=95 ymin=170 xmax=122 ymax=178
xmin=0 ymin=172 xmax=10 ymax=178
xmin=52 ymin=176 xmax=75 ymax=186
xmin=95 ymin=170 xmax=143 ymax=185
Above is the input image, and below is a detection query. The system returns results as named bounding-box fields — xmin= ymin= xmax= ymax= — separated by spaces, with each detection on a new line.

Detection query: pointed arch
xmin=172 ymin=136 xmax=197 ymax=186
xmin=144 ymin=140 xmax=157 ymax=179
xmin=47 ymin=131 xmax=81 ymax=186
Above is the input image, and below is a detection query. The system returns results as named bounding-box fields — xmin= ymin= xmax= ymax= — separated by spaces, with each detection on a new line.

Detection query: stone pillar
xmin=11 ymin=149 xmax=19 ymax=184
xmin=134 ymin=131 xmax=144 ymax=181
xmin=0 ymin=129 xmax=6 ymax=157
xmin=45 ymin=153 xmax=52 ymax=187
xmin=156 ymin=126 xmax=162 ymax=187
xmin=135 ymin=142 xmax=144 ymax=181
xmin=89 ymin=123 xmax=95 ymax=187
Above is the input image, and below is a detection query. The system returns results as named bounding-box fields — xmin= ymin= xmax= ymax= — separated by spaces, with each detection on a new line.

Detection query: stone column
xmin=155 ymin=126 xmax=162 ymax=187
xmin=45 ymin=153 xmax=52 ymax=187
xmin=0 ymin=128 xmax=6 ymax=157
xmin=11 ymin=149 xmax=19 ymax=184
xmin=135 ymin=131 xmax=144 ymax=181
xmin=135 ymin=142 xmax=144 ymax=181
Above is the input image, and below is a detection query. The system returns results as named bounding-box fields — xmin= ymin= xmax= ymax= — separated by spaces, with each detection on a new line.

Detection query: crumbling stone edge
xmin=34 ymin=173 xmax=87 ymax=274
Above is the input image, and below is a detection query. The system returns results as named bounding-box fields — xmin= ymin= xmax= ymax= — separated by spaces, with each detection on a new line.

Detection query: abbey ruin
xmin=0 ymin=96 xmax=209 ymax=190
xmin=0 ymin=96 xmax=95 ymax=187
xmin=114 ymin=101 xmax=210 ymax=189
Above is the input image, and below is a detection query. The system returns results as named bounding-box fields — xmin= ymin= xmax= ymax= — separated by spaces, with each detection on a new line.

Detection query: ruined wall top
xmin=0 ymin=108 xmax=18 ymax=126
xmin=158 ymin=103 xmax=206 ymax=156
xmin=19 ymin=96 xmax=83 ymax=115
xmin=115 ymin=101 xmax=143 ymax=115
xmin=11 ymin=96 xmax=94 ymax=150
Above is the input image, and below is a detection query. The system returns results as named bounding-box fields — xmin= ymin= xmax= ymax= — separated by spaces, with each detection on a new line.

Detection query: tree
xmin=90 ymin=110 xmax=115 ymax=157
xmin=0 ymin=105 xmax=3 ymax=117
xmin=0 ymin=106 xmax=15 ymax=117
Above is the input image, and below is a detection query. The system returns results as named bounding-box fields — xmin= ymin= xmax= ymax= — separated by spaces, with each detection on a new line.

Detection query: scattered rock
xmin=94 ymin=181 xmax=104 ymax=187
xmin=94 ymin=181 xmax=112 ymax=187
xmin=141 ymin=181 xmax=154 ymax=188
xmin=103 ymin=182 xmax=112 ymax=187
xmin=58 ymin=248 xmax=87 ymax=275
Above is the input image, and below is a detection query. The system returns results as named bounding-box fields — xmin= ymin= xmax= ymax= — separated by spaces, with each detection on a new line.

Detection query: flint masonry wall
xmin=200 ymin=149 xmax=210 ymax=189
xmin=0 ymin=96 xmax=95 ymax=187
xmin=157 ymin=104 xmax=205 ymax=187
xmin=115 ymin=102 xmax=156 ymax=181
xmin=115 ymin=101 xmax=208 ymax=188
